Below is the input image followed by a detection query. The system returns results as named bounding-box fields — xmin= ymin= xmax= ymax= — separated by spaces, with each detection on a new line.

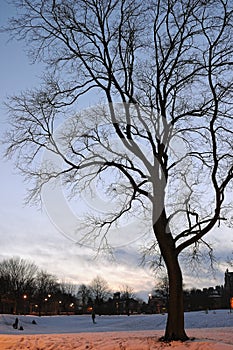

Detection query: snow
xmin=0 ymin=310 xmax=233 ymax=349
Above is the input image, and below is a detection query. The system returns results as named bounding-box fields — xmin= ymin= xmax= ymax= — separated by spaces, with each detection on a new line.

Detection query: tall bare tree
xmin=2 ymin=0 xmax=233 ymax=340
xmin=90 ymin=276 xmax=111 ymax=303
xmin=34 ymin=270 xmax=58 ymax=315
xmin=77 ymin=284 xmax=92 ymax=312
xmin=0 ymin=257 xmax=37 ymax=313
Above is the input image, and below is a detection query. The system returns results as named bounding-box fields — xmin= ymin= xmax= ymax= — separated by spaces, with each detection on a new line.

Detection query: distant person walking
xmin=91 ymin=310 xmax=96 ymax=324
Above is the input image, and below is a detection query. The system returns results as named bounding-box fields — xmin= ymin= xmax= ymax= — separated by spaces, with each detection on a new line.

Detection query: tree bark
xmin=163 ymin=255 xmax=189 ymax=341
xmin=153 ymin=211 xmax=189 ymax=341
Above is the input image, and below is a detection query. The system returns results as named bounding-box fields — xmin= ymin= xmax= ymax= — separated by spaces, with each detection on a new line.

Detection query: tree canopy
xmin=2 ymin=0 xmax=233 ymax=341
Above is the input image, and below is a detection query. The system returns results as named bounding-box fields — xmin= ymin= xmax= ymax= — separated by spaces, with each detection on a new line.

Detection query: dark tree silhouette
xmin=90 ymin=276 xmax=111 ymax=303
xmin=2 ymin=0 xmax=233 ymax=340
xmin=77 ymin=284 xmax=92 ymax=312
xmin=0 ymin=257 xmax=37 ymax=314
xmin=34 ymin=270 xmax=59 ymax=316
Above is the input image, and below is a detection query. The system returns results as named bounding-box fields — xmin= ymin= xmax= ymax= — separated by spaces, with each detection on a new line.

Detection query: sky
xmin=0 ymin=0 xmax=232 ymax=301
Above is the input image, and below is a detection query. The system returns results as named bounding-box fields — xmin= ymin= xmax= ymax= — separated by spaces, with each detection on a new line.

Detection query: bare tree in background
xmin=58 ymin=281 xmax=76 ymax=313
xmin=119 ymin=284 xmax=135 ymax=316
xmin=34 ymin=270 xmax=58 ymax=316
xmin=2 ymin=0 xmax=233 ymax=340
xmin=90 ymin=276 xmax=111 ymax=303
xmin=120 ymin=284 xmax=135 ymax=300
xmin=59 ymin=281 xmax=76 ymax=296
xmin=0 ymin=257 xmax=37 ymax=314
xmin=77 ymin=284 xmax=92 ymax=312
xmin=153 ymin=274 xmax=169 ymax=309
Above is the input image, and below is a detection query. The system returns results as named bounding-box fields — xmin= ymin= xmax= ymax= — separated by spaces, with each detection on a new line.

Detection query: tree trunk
xmin=153 ymin=210 xmax=189 ymax=341
xmin=163 ymin=255 xmax=189 ymax=341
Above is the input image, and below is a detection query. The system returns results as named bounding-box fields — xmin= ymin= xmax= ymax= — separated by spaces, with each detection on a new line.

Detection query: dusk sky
xmin=0 ymin=0 xmax=232 ymax=300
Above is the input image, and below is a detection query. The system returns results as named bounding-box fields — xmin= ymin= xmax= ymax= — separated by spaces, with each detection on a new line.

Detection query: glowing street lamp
xmin=23 ymin=294 xmax=28 ymax=315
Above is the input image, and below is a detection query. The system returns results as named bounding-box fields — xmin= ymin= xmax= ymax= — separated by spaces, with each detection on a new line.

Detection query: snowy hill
xmin=0 ymin=309 xmax=233 ymax=335
xmin=0 ymin=311 xmax=233 ymax=349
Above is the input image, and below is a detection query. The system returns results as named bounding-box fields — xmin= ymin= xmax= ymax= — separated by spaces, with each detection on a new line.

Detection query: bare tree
xmin=2 ymin=0 xmax=233 ymax=340
xmin=59 ymin=281 xmax=76 ymax=296
xmin=34 ymin=270 xmax=58 ymax=315
xmin=77 ymin=284 xmax=92 ymax=312
xmin=119 ymin=284 xmax=135 ymax=300
xmin=0 ymin=257 xmax=37 ymax=313
xmin=90 ymin=276 xmax=111 ymax=303
xmin=153 ymin=274 xmax=169 ymax=309
xmin=58 ymin=281 xmax=77 ymax=313
xmin=119 ymin=284 xmax=135 ymax=315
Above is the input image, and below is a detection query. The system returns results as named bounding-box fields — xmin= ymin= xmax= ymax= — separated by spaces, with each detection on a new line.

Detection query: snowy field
xmin=0 ymin=310 xmax=233 ymax=349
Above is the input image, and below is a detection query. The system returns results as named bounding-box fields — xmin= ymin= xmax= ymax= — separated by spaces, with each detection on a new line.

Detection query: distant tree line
xmin=148 ymin=272 xmax=233 ymax=314
xmin=77 ymin=277 xmax=139 ymax=315
xmin=0 ymin=257 xmax=139 ymax=315
xmin=0 ymin=257 xmax=76 ymax=315
xmin=1 ymin=257 xmax=232 ymax=316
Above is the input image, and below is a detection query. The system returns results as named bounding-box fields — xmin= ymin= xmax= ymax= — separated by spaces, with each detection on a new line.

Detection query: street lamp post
xmin=23 ymin=294 xmax=27 ymax=315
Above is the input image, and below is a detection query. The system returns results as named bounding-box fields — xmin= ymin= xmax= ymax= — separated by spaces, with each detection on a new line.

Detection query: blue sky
xmin=0 ymin=0 xmax=232 ymax=300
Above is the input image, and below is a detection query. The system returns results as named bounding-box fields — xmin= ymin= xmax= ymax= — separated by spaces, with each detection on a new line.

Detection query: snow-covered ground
xmin=0 ymin=310 xmax=233 ymax=349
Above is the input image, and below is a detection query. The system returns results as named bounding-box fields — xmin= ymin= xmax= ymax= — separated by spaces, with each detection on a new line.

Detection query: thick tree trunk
xmin=163 ymin=256 xmax=189 ymax=341
xmin=153 ymin=210 xmax=189 ymax=341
